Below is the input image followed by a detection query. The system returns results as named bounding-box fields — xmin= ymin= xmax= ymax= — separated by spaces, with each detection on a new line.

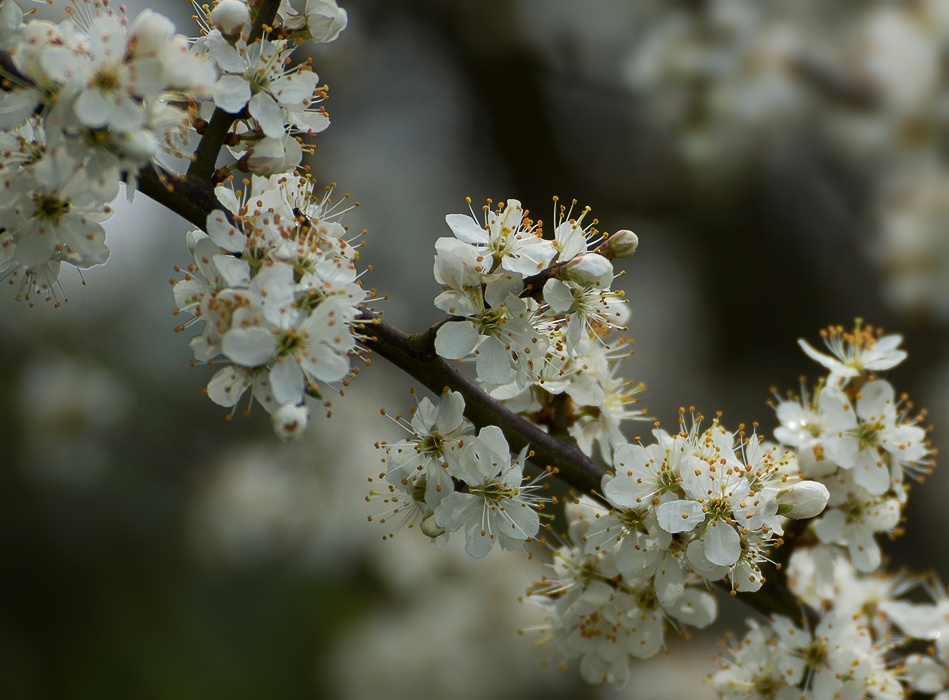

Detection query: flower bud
xmin=272 ymin=402 xmax=309 ymax=442
xmin=210 ymin=0 xmax=251 ymax=37
xmin=305 ymin=0 xmax=348 ymax=43
xmin=560 ymin=253 xmax=613 ymax=287
xmin=776 ymin=480 xmax=830 ymax=519
xmin=244 ymin=136 xmax=303 ymax=175
xmin=597 ymin=229 xmax=639 ymax=259
xmin=420 ymin=511 xmax=446 ymax=539
xmin=127 ymin=9 xmax=175 ymax=55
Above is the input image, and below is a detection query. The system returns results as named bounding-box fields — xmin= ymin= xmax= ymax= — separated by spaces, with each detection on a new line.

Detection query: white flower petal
xmin=271 ymin=71 xmax=319 ymax=106
xmin=213 ymin=254 xmax=250 ymax=287
xmin=206 ymin=365 xmax=251 ymax=407
xmin=543 ymin=278 xmax=575 ymax=313
xmin=249 ymin=92 xmax=286 ymax=139
xmin=856 ymin=379 xmax=895 ymax=421
xmin=476 ymin=336 xmax=513 ymax=385
xmin=269 ymin=357 xmax=304 ymax=405
xmin=666 ymin=588 xmax=717 ymax=629
xmin=212 ymin=75 xmax=252 ymax=113
xmin=222 ymin=326 xmax=277 ymax=367
xmin=290 ymin=109 xmax=330 ymax=135
xmin=847 ymin=524 xmax=881 ymax=572
xmin=446 ymin=214 xmax=488 ymax=245
xmin=702 ymin=521 xmax=741 ymax=567
xmin=656 ymin=500 xmax=705 ymax=534
xmin=206 ymin=211 xmax=244 ymax=252
xmin=435 ymin=321 xmax=479 ymax=360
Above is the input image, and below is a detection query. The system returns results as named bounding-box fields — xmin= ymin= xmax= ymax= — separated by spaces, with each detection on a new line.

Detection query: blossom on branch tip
xmin=818 ymin=379 xmax=928 ymax=496
xmin=798 ymin=323 xmax=907 ymax=385
xmin=278 ymin=0 xmax=348 ymax=43
xmin=444 ymin=198 xmax=556 ymax=277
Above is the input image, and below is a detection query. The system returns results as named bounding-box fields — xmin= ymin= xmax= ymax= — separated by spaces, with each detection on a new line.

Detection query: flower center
xmin=93 ymin=68 xmax=120 ymax=93
xmin=478 ymin=307 xmax=506 ymax=334
xmin=83 ymin=127 xmax=111 ymax=148
xmin=419 ymin=433 xmax=443 ymax=456
xmin=471 ymin=479 xmax=518 ymax=504
xmin=277 ymin=329 xmax=306 ymax=356
xmin=636 ymin=587 xmax=659 ymax=612
xmin=410 ymin=477 xmax=427 ymax=505
xmin=855 ymin=421 xmax=881 ymax=447
xmin=802 ymin=638 xmax=828 ymax=670
xmin=706 ymin=496 xmax=732 ymax=521
xmin=657 ymin=465 xmax=679 ymax=494
xmin=34 ymin=194 xmax=70 ymax=222
xmin=618 ymin=508 xmax=645 ymax=530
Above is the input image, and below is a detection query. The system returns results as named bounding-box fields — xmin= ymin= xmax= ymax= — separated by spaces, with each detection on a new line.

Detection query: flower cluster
xmin=516 ymin=321 xmax=934 ymax=689
xmin=196 ymin=0 xmax=346 ymax=175
xmin=0 ymin=0 xmax=347 ymax=303
xmin=372 ymin=390 xmax=548 ymax=558
xmin=528 ymin=499 xmax=719 ymax=687
xmin=171 ymin=172 xmax=365 ymax=439
xmin=704 ymin=324 xmax=934 ymax=698
xmin=714 ymin=552 xmax=949 ymax=698
xmin=525 ymin=410 xmax=830 ymax=687
xmin=434 ymin=197 xmax=643 ymax=461
xmin=773 ymin=323 xmax=931 ymax=574
xmin=712 ymin=609 xmax=905 ymax=700
xmin=0 ymin=0 xmax=215 ymax=302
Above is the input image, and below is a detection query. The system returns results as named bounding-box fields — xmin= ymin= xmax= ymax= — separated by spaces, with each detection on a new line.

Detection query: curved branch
xmin=359 ymin=310 xmax=821 ymax=625
xmin=359 ymin=311 xmax=611 ymax=499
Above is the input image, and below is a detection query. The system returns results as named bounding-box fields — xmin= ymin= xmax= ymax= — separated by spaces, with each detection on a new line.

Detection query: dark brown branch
xmin=135 ymin=164 xmax=219 ymax=229
xmin=359 ymin=311 xmax=610 ymax=499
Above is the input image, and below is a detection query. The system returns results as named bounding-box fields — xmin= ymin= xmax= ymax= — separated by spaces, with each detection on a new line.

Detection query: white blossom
xmin=798 ymin=324 xmax=907 ymax=385
xmin=432 ymin=427 xmax=543 ymax=558
xmin=380 ymin=390 xmax=472 ymax=511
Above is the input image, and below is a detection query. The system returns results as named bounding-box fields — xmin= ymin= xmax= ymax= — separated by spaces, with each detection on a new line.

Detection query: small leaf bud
xmin=598 ymin=229 xmax=639 ymax=259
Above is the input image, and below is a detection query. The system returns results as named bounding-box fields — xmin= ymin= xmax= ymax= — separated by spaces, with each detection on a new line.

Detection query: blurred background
xmin=3 ymin=0 xmax=949 ymax=697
